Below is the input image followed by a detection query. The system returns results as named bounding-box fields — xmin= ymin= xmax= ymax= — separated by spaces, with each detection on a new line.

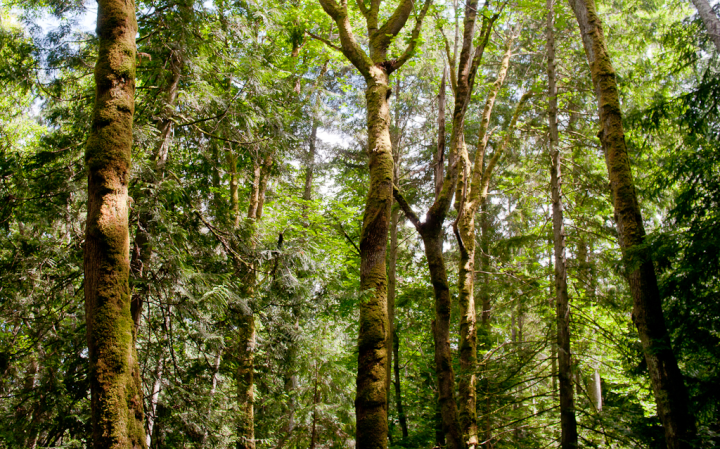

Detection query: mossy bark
xmin=547 ymin=1 xmax=578 ymax=446
xmin=315 ymin=0 xmax=432 ymax=445
xmin=567 ymin=0 xmax=697 ymax=446
xmin=355 ymin=71 xmax=393 ymax=449
xmin=234 ymin=153 xmax=272 ymax=449
xmin=84 ymin=0 xmax=146 ymax=446
xmin=392 ymin=9 xmax=497 ymax=448
xmin=453 ymin=36 xmax=512 ymax=448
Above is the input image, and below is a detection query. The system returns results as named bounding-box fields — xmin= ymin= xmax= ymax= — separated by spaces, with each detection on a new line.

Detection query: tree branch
xmin=375 ymin=0 xmax=422 ymax=51
xmin=306 ymin=31 xmax=342 ymax=52
xmin=317 ymin=0 xmax=374 ymax=77
xmin=389 ymin=0 xmax=433 ymax=73
xmin=392 ymin=185 xmax=422 ymax=231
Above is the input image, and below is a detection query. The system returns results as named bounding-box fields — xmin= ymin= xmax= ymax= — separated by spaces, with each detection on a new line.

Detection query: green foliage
xmin=1 ymin=0 xmax=719 ymax=447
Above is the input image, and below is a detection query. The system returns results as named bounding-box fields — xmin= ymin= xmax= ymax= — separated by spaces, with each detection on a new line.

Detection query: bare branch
xmin=392 ymin=185 xmax=422 ymax=231
xmin=306 ymin=31 xmax=342 ymax=52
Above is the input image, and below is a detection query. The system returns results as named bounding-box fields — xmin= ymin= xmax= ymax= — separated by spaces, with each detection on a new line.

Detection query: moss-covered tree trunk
xmin=568 ymin=0 xmax=697 ymax=446
xmin=355 ymin=71 xmax=394 ymax=448
xmin=84 ymin=0 xmax=146 ymax=446
xmin=316 ymin=0 xmax=432 ymax=446
xmin=547 ymin=1 xmax=578 ymax=446
xmin=234 ymin=153 xmax=272 ymax=449
xmin=452 ymin=32 xmax=511 ymax=447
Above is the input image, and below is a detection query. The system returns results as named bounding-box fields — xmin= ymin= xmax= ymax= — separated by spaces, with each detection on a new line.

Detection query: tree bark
xmin=435 ymin=69 xmax=446 ymax=199
xmin=84 ymin=0 xmax=146 ymax=445
xmin=392 ymin=321 xmax=408 ymax=438
xmin=315 ymin=0 xmax=432 ymax=446
xmin=392 ymin=7 xmax=500 ymax=447
xmin=567 ymin=0 xmax=697 ymax=446
xmin=452 ymin=33 xmax=513 ymax=448
xmin=145 ymin=356 xmax=164 ymax=448
xmin=690 ymin=0 xmax=720 ymax=53
xmin=235 ymin=153 xmax=273 ymax=449
xmin=547 ymin=1 xmax=578 ymax=446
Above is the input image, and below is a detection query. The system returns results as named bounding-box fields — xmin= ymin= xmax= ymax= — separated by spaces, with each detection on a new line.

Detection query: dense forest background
xmin=1 ymin=0 xmax=719 ymax=445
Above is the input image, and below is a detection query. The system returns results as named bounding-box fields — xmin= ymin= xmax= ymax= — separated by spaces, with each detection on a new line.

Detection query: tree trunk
xmin=354 ymin=73 xmax=393 ymax=449
xmin=690 ymin=0 xmax=720 ymax=52
xmin=591 ymin=369 xmax=602 ymax=411
xmin=454 ymin=36 xmax=514 ymax=448
xmin=84 ymin=0 xmax=146 ymax=445
xmin=146 ymin=357 xmax=164 ymax=448
xmin=425 ymin=234 xmax=464 ymax=449
xmin=547 ymin=1 xmax=578 ymax=446
xmin=393 ymin=322 xmax=408 ymax=438
xmin=435 ymin=69 xmax=446 ymax=199
xmin=315 ymin=0 xmax=433 ymax=445
xmin=567 ymin=0 xmax=697 ymax=446
xmin=392 ymin=8 xmax=499 ymax=447
xmin=235 ymin=154 xmax=272 ymax=449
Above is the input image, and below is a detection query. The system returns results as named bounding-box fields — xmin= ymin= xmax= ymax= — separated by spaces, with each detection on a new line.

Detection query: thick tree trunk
xmin=424 ymin=233 xmax=464 ymax=449
xmin=315 ymin=0 xmax=432 ymax=445
xmin=84 ymin=0 xmax=146 ymax=446
xmin=567 ymin=0 xmax=697 ymax=446
xmin=354 ymin=73 xmax=393 ymax=449
xmin=547 ymin=1 xmax=578 ymax=446
xmin=690 ymin=0 xmax=720 ymax=52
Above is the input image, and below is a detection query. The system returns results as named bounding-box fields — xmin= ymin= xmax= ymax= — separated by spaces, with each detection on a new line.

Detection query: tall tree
xmin=546 ymin=0 xmax=578 ymax=446
xmin=395 ymin=4 xmax=500 ymax=446
xmin=567 ymin=0 xmax=697 ymax=446
xmin=83 ymin=0 xmax=146 ymax=446
xmin=451 ymin=25 xmax=527 ymax=447
xmin=314 ymin=0 xmax=431 ymax=446
xmin=235 ymin=151 xmax=274 ymax=449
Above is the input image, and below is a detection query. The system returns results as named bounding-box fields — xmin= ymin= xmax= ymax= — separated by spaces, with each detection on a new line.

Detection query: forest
xmin=1 ymin=0 xmax=719 ymax=445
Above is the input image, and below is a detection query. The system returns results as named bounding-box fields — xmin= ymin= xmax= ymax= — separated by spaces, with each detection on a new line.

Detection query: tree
xmin=83 ymin=0 xmax=146 ymax=446
xmin=567 ymin=0 xmax=698 ymax=446
xmin=689 ymin=0 xmax=720 ymax=52
xmin=314 ymin=0 xmax=431 ymax=446
xmin=546 ymin=0 xmax=578 ymax=446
